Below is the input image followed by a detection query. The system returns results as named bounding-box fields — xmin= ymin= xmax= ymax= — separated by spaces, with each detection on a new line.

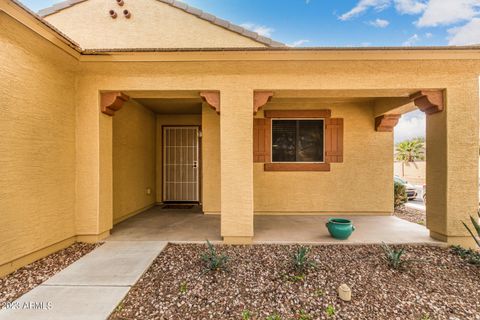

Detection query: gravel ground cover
xmin=395 ymin=205 xmax=426 ymax=225
xmin=110 ymin=243 xmax=480 ymax=320
xmin=0 ymin=242 xmax=101 ymax=308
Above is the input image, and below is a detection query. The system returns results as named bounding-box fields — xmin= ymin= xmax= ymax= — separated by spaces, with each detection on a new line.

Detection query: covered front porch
xmin=108 ymin=206 xmax=439 ymax=244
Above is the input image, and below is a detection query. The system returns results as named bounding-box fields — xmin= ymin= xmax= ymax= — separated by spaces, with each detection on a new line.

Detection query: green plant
xmin=297 ymin=310 xmax=312 ymax=320
xmin=395 ymin=138 xmax=425 ymax=162
xmin=292 ymin=246 xmax=316 ymax=274
xmin=287 ymin=274 xmax=305 ymax=283
xmin=420 ymin=313 xmax=431 ymax=320
xmin=462 ymin=209 xmax=480 ymax=248
xmin=451 ymin=245 xmax=480 ymax=265
xmin=241 ymin=310 xmax=252 ymax=320
xmin=200 ymin=240 xmax=228 ymax=272
xmin=381 ymin=242 xmax=411 ymax=270
xmin=266 ymin=314 xmax=281 ymax=320
xmin=394 ymin=181 xmax=407 ymax=208
xmin=314 ymin=289 xmax=325 ymax=297
xmin=325 ymin=305 xmax=335 ymax=317
xmin=179 ymin=281 xmax=188 ymax=294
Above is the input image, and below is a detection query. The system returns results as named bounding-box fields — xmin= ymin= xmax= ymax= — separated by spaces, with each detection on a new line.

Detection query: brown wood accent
xmin=101 ymin=92 xmax=129 ymax=116
xmin=264 ymin=163 xmax=331 ymax=171
xmin=325 ymin=118 xmax=344 ymax=163
xmin=253 ymin=91 xmax=274 ymax=115
xmin=410 ymin=90 xmax=444 ymax=115
xmin=264 ymin=109 xmax=331 ymax=119
xmin=200 ymin=91 xmax=220 ymax=114
xmin=253 ymin=118 xmax=271 ymax=163
xmin=375 ymin=114 xmax=401 ymax=132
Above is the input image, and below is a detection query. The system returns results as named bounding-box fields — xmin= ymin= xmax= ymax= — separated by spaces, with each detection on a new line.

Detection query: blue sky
xmin=26 ymin=0 xmax=478 ymax=142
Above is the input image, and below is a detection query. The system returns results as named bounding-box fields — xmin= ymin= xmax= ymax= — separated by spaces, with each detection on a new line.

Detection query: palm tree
xmin=395 ymin=138 xmax=425 ymax=162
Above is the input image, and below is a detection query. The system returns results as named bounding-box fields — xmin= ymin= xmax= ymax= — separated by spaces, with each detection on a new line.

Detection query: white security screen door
xmin=163 ymin=127 xmax=199 ymax=202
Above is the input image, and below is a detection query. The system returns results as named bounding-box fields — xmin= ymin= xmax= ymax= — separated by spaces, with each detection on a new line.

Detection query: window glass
xmin=272 ymin=119 xmax=324 ymax=162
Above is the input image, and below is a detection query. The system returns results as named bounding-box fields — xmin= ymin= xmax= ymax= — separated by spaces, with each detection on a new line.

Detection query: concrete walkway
xmin=0 ymin=241 xmax=167 ymax=320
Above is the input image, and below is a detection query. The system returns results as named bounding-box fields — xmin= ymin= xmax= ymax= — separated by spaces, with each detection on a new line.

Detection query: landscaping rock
xmin=338 ymin=284 xmax=351 ymax=302
xmin=109 ymin=244 xmax=480 ymax=320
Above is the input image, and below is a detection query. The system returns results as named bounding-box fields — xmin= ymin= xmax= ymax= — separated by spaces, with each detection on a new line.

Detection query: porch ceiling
xmin=135 ymin=98 xmax=202 ymax=114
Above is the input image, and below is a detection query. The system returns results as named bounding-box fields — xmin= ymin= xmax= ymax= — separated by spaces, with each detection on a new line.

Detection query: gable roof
xmin=37 ymin=0 xmax=285 ymax=47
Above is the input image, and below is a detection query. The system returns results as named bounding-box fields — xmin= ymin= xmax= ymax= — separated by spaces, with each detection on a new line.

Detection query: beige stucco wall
xmin=0 ymin=13 xmax=78 ymax=273
xmin=155 ymin=114 xmax=202 ymax=202
xmin=254 ymin=102 xmax=392 ymax=214
xmin=44 ymin=0 xmax=266 ymax=49
xmin=112 ymin=100 xmax=156 ymax=224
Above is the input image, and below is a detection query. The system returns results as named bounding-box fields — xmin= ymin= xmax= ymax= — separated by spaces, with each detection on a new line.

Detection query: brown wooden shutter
xmin=325 ymin=118 xmax=344 ymax=163
xmin=253 ymin=118 xmax=271 ymax=163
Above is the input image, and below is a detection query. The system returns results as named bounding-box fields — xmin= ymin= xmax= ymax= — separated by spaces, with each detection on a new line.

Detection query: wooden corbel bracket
xmin=375 ymin=114 xmax=401 ymax=132
xmin=253 ymin=91 xmax=274 ymax=115
xmin=101 ymin=92 xmax=129 ymax=116
xmin=410 ymin=90 xmax=444 ymax=115
xmin=200 ymin=91 xmax=220 ymax=114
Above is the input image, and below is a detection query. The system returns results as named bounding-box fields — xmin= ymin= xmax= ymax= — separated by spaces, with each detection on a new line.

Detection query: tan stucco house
xmin=1 ymin=0 xmax=479 ymax=277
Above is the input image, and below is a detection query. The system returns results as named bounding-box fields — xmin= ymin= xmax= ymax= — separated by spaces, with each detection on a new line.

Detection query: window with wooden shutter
xmin=325 ymin=118 xmax=344 ymax=163
xmin=253 ymin=111 xmax=344 ymax=170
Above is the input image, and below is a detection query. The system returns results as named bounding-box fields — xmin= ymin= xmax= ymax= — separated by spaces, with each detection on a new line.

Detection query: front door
xmin=163 ymin=126 xmax=199 ymax=202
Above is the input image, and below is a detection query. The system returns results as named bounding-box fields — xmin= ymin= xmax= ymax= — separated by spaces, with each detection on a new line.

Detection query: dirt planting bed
xmin=0 ymin=242 xmax=101 ymax=309
xmin=110 ymin=243 xmax=479 ymax=320
xmin=395 ymin=205 xmax=426 ymax=225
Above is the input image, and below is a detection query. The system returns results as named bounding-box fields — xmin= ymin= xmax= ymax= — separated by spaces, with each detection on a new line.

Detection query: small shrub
xmin=292 ymin=246 xmax=316 ymax=274
xmin=451 ymin=245 xmax=480 ymax=265
xmin=462 ymin=209 xmax=480 ymax=248
xmin=325 ymin=305 xmax=335 ymax=317
xmin=241 ymin=310 xmax=252 ymax=320
xmin=200 ymin=240 xmax=228 ymax=272
xmin=266 ymin=314 xmax=281 ymax=320
xmin=394 ymin=181 xmax=407 ymax=208
xmin=381 ymin=242 xmax=411 ymax=270
xmin=179 ymin=281 xmax=188 ymax=294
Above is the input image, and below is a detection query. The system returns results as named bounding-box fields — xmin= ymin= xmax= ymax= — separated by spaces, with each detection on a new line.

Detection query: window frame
xmin=271 ymin=117 xmax=326 ymax=164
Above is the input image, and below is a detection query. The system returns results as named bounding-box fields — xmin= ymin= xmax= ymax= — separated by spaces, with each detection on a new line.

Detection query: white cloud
xmin=394 ymin=0 xmax=427 ymax=14
xmin=368 ymin=18 xmax=390 ymax=27
xmin=417 ymin=0 xmax=480 ymax=27
xmin=240 ymin=23 xmax=275 ymax=37
xmin=339 ymin=0 xmax=390 ymax=21
xmin=448 ymin=18 xmax=480 ymax=45
xmin=402 ymin=34 xmax=420 ymax=46
xmin=394 ymin=110 xmax=426 ymax=143
xmin=288 ymin=39 xmax=311 ymax=47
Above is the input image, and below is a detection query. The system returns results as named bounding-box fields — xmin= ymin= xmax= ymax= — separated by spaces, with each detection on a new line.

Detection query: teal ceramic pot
xmin=326 ymin=218 xmax=355 ymax=240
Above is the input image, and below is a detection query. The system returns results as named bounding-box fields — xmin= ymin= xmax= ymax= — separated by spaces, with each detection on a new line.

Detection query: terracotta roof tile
xmin=37 ymin=0 xmax=286 ymax=47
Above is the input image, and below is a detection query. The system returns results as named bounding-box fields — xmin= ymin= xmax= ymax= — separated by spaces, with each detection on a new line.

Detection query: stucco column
xmin=75 ymin=87 xmax=113 ymax=242
xmin=220 ymin=89 xmax=254 ymax=244
xmin=426 ymin=82 xmax=479 ymax=247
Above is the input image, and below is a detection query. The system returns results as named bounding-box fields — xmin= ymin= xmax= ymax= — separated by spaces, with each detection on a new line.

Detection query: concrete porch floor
xmin=109 ymin=206 xmax=441 ymax=244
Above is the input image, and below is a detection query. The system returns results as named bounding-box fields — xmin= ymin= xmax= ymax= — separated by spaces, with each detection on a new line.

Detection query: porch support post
xmin=426 ymin=83 xmax=479 ymax=247
xmin=220 ymin=89 xmax=254 ymax=244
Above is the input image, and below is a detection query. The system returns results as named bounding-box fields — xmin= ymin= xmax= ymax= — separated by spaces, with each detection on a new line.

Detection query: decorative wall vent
xmin=123 ymin=9 xmax=131 ymax=18
xmin=116 ymin=0 xmax=124 ymax=6
xmin=109 ymin=10 xmax=117 ymax=19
